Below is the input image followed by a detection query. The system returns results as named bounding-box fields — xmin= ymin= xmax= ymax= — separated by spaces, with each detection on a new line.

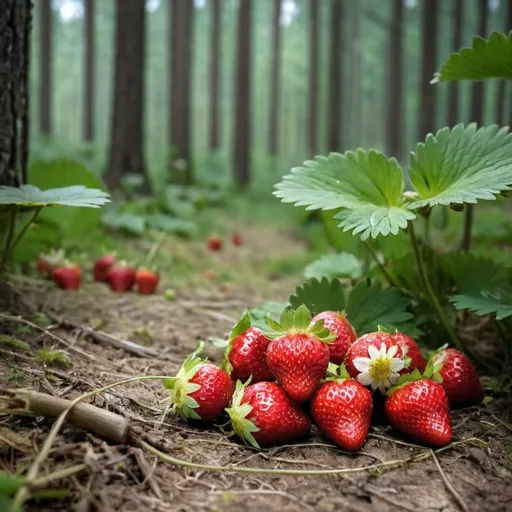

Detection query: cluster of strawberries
xmin=166 ymin=306 xmax=484 ymax=450
xmin=36 ymin=250 xmax=160 ymax=295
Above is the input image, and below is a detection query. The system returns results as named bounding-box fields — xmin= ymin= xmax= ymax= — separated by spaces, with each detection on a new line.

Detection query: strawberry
xmin=166 ymin=342 xmax=234 ymax=421
xmin=207 ymin=235 xmax=223 ymax=251
xmin=226 ymin=380 xmax=311 ymax=448
xmin=392 ymin=332 xmax=427 ymax=373
xmin=135 ymin=268 xmax=160 ymax=295
xmin=36 ymin=249 xmax=65 ymax=277
xmin=231 ymin=233 xmax=243 ymax=246
xmin=311 ymin=368 xmax=373 ymax=451
xmin=223 ymin=311 xmax=273 ymax=383
xmin=107 ymin=262 xmax=136 ymax=292
xmin=51 ymin=263 xmax=81 ymax=290
xmin=434 ymin=348 xmax=484 ymax=405
xmin=94 ymin=254 xmax=115 ymax=282
xmin=265 ymin=305 xmax=335 ymax=402
xmin=385 ymin=378 xmax=452 ymax=447
xmin=310 ymin=311 xmax=356 ymax=364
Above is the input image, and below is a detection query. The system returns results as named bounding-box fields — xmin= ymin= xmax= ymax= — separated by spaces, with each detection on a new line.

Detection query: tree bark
xmin=39 ymin=0 xmax=52 ymax=136
xmin=169 ymin=0 xmax=194 ymax=184
xmin=418 ymin=0 xmax=438 ymax=140
xmin=105 ymin=0 xmax=148 ymax=191
xmin=307 ymin=0 xmax=319 ymax=156
xmin=84 ymin=0 xmax=95 ymax=142
xmin=327 ymin=0 xmax=343 ymax=152
xmin=447 ymin=0 xmax=462 ymax=127
xmin=386 ymin=0 xmax=404 ymax=159
xmin=233 ymin=0 xmax=252 ymax=187
xmin=209 ymin=0 xmax=221 ymax=150
xmin=470 ymin=0 xmax=488 ymax=125
xmin=268 ymin=0 xmax=282 ymax=155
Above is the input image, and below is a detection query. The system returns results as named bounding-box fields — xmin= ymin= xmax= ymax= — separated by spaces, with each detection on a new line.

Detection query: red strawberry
xmin=36 ymin=257 xmax=53 ymax=276
xmin=266 ymin=305 xmax=334 ymax=402
xmin=36 ymin=249 xmax=65 ymax=276
xmin=385 ymin=379 xmax=452 ymax=447
xmin=392 ymin=332 xmax=427 ymax=373
xmin=94 ymin=254 xmax=115 ymax=282
xmin=51 ymin=264 xmax=81 ymax=290
xmin=135 ymin=268 xmax=160 ymax=295
xmin=207 ymin=236 xmax=223 ymax=251
xmin=226 ymin=380 xmax=311 ymax=447
xmin=310 ymin=311 xmax=356 ymax=364
xmin=311 ymin=374 xmax=373 ymax=451
xmin=434 ymin=348 xmax=484 ymax=405
xmin=231 ymin=233 xmax=243 ymax=246
xmin=166 ymin=343 xmax=234 ymax=421
xmin=108 ymin=262 xmax=136 ymax=292
xmin=224 ymin=311 xmax=273 ymax=383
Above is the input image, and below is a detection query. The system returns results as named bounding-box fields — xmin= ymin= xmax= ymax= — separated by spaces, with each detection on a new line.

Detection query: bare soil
xmin=1 ymin=228 xmax=511 ymax=512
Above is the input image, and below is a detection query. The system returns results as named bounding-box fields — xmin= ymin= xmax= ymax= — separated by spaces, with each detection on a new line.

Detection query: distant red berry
xmin=231 ymin=233 xmax=243 ymax=246
xmin=52 ymin=264 xmax=81 ymax=290
xmin=94 ymin=254 xmax=116 ymax=282
xmin=135 ymin=268 xmax=160 ymax=295
xmin=108 ymin=263 xmax=136 ymax=292
xmin=207 ymin=236 xmax=223 ymax=251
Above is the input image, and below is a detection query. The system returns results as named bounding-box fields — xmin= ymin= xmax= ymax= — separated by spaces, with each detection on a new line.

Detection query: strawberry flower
xmin=353 ymin=343 xmax=404 ymax=393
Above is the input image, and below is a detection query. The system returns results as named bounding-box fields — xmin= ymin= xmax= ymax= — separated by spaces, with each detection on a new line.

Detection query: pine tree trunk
xmin=447 ymin=0 xmax=462 ymax=126
xmin=386 ymin=0 xmax=404 ymax=159
xmin=307 ymin=0 xmax=319 ymax=156
xmin=470 ymin=0 xmax=488 ymax=125
xmin=327 ymin=0 xmax=343 ymax=152
xmin=418 ymin=0 xmax=438 ymax=140
xmin=84 ymin=0 xmax=95 ymax=142
xmin=268 ymin=0 xmax=282 ymax=155
xmin=233 ymin=0 xmax=252 ymax=187
xmin=170 ymin=0 xmax=194 ymax=184
xmin=105 ymin=0 xmax=148 ymax=191
xmin=39 ymin=0 xmax=52 ymax=136
xmin=209 ymin=0 xmax=221 ymax=150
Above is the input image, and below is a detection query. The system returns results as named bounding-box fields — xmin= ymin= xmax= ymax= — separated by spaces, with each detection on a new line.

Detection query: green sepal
xmin=225 ymin=379 xmax=260 ymax=449
xmin=338 ymin=363 xmax=350 ymax=380
xmin=324 ymin=362 xmax=351 ymax=381
xmin=221 ymin=310 xmax=252 ymax=374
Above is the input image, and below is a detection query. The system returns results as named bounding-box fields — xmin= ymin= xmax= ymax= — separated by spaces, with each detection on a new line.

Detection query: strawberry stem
xmin=143 ymin=231 xmax=166 ymax=268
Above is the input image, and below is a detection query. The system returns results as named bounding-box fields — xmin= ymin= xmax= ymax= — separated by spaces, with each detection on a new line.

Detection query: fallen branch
xmin=0 ymin=389 xmax=131 ymax=444
xmin=431 ymin=449 xmax=469 ymax=512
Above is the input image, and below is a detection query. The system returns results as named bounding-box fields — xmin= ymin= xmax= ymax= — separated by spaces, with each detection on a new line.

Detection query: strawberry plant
xmin=274 ymin=31 xmax=512 ymax=369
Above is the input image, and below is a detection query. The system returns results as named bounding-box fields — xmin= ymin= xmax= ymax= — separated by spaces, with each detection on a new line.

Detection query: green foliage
xmin=37 ymin=349 xmax=72 ymax=368
xmin=289 ymin=278 xmax=346 ymax=316
xmin=304 ymin=252 xmax=362 ymax=280
xmin=433 ymin=32 xmax=512 ymax=82
xmin=248 ymin=301 xmax=288 ymax=331
xmin=145 ymin=214 xmax=197 ymax=237
xmin=0 ymin=335 xmax=30 ymax=352
xmin=11 ymin=222 xmax=60 ymax=263
xmin=101 ymin=211 xmax=146 ymax=236
xmin=450 ymin=292 xmax=512 ymax=320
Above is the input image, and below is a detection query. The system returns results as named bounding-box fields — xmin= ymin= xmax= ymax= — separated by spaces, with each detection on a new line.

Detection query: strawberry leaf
xmin=304 ymin=252 xmax=363 ymax=280
xmin=433 ymin=32 xmax=512 ymax=82
xmin=289 ymin=277 xmax=346 ymax=316
xmin=249 ymin=301 xmax=287 ymax=331
xmin=449 ymin=291 xmax=512 ymax=320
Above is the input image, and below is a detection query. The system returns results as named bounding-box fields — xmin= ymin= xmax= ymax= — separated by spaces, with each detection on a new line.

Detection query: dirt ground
xmin=1 ymin=227 xmax=511 ymax=512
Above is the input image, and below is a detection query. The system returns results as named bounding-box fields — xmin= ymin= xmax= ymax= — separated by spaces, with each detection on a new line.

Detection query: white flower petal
xmin=379 ymin=343 xmax=387 ymax=357
xmin=353 ymin=357 xmax=371 ymax=373
xmin=357 ymin=372 xmax=372 ymax=386
xmin=390 ymin=358 xmax=405 ymax=372
xmin=387 ymin=345 xmax=398 ymax=358
xmin=389 ymin=373 xmax=399 ymax=385
xmin=378 ymin=383 xmax=387 ymax=394
xmin=370 ymin=380 xmax=379 ymax=390
xmin=368 ymin=345 xmax=379 ymax=360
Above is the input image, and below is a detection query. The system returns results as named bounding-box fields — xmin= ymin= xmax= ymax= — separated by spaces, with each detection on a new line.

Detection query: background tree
xmin=496 ymin=0 xmax=511 ymax=126
xmin=84 ymin=0 xmax=95 ymax=142
xmin=447 ymin=0 xmax=462 ymax=127
xmin=170 ymin=0 xmax=194 ymax=183
xmin=307 ymin=0 xmax=319 ymax=156
xmin=268 ymin=0 xmax=282 ymax=155
xmin=470 ymin=0 xmax=488 ymax=125
xmin=233 ymin=0 xmax=252 ymax=187
xmin=209 ymin=0 xmax=221 ymax=150
xmin=39 ymin=0 xmax=52 ymax=136
xmin=105 ymin=0 xmax=148 ymax=190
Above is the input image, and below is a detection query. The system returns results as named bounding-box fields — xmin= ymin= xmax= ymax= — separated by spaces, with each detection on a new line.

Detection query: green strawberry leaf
xmin=289 ymin=277 xmax=346 ymax=316
xmin=449 ymin=291 xmax=512 ymax=320
xmin=433 ymin=32 xmax=512 ymax=82
xmin=304 ymin=252 xmax=363 ymax=280
xmin=248 ymin=301 xmax=288 ymax=331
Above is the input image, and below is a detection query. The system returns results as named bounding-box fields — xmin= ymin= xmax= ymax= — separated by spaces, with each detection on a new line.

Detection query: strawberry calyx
xmin=265 ymin=305 xmax=335 ymax=343
xmin=221 ymin=310 xmax=252 ymax=374
xmin=164 ymin=342 xmax=206 ymax=420
xmin=325 ymin=362 xmax=351 ymax=381
xmin=225 ymin=378 xmax=260 ymax=449
xmin=386 ymin=358 xmax=443 ymax=396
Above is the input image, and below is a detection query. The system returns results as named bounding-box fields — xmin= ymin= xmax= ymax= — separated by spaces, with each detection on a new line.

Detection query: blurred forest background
xmin=30 ymin=0 xmax=511 ymax=196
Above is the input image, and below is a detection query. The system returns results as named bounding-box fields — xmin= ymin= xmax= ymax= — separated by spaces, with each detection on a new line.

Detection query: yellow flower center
xmin=369 ymin=357 xmax=392 ymax=381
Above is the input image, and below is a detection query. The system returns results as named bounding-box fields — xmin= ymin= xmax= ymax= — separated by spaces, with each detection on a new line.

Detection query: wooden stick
xmin=0 ymin=389 xmax=130 ymax=444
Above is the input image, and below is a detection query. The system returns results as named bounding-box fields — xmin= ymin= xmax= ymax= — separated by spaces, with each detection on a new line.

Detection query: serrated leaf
xmin=304 ymin=252 xmax=363 ymax=280
xmin=289 ymin=277 xmax=346 ymax=316
xmin=248 ymin=301 xmax=287 ymax=331
xmin=450 ymin=291 xmax=512 ymax=319
xmin=433 ymin=32 xmax=512 ymax=82
xmin=408 ymin=125 xmax=512 ymax=210
xmin=274 ymin=150 xmax=415 ymax=240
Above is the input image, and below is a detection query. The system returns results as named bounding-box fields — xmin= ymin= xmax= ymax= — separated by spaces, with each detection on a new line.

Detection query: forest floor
xmin=1 ymin=220 xmax=512 ymax=512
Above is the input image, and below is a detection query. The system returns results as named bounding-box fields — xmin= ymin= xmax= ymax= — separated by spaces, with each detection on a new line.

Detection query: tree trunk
xmin=268 ymin=0 xmax=282 ymax=155
xmin=169 ymin=0 xmax=194 ymax=184
xmin=418 ymin=0 xmax=438 ymax=140
xmin=470 ymin=0 xmax=488 ymax=125
xmin=327 ymin=0 xmax=343 ymax=152
xmin=209 ymin=0 xmax=221 ymax=150
xmin=105 ymin=0 xmax=148 ymax=191
xmin=447 ymin=0 xmax=462 ymax=126
xmin=84 ymin=0 xmax=95 ymax=142
xmin=233 ymin=0 xmax=252 ymax=187
xmin=496 ymin=0 xmax=512 ymax=126
xmin=39 ymin=0 xmax=52 ymax=136
xmin=348 ymin=1 xmax=361 ymax=149
xmin=307 ymin=0 xmax=319 ymax=156
xmin=386 ymin=0 xmax=404 ymax=159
